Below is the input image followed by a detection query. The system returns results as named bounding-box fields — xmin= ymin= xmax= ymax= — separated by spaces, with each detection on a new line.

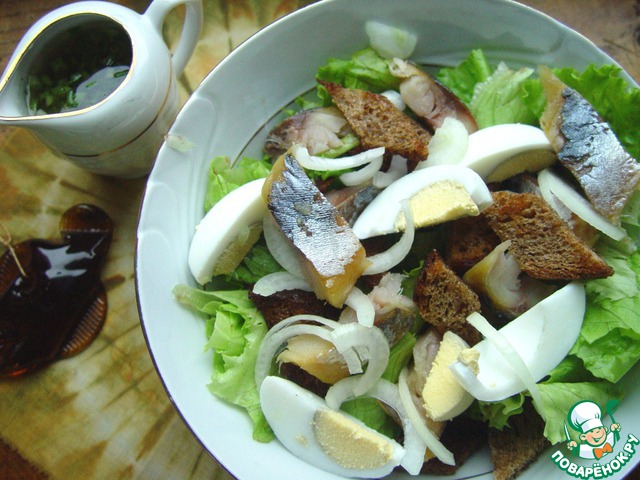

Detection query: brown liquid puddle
xmin=0 ymin=204 xmax=113 ymax=378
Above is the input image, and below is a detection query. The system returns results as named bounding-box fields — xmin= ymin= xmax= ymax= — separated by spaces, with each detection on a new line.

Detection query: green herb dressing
xmin=26 ymin=18 xmax=132 ymax=114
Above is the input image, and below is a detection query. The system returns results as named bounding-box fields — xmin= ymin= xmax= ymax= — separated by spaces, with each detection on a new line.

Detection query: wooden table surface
xmin=0 ymin=1 xmax=638 ymax=479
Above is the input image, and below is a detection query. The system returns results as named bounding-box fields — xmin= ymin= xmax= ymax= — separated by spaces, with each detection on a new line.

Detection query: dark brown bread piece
xmin=488 ymin=401 xmax=551 ymax=480
xmin=482 ymin=191 xmax=613 ymax=280
xmin=278 ymin=362 xmax=330 ymax=398
xmin=413 ymin=250 xmax=482 ymax=345
xmin=445 ymin=214 xmax=501 ymax=275
xmin=420 ymin=415 xmax=488 ymax=475
xmin=320 ymin=81 xmax=431 ymax=169
xmin=248 ymin=289 xmax=341 ymax=328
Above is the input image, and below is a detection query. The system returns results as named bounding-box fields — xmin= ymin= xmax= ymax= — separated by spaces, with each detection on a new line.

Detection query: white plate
xmin=136 ymin=1 xmax=640 ymax=478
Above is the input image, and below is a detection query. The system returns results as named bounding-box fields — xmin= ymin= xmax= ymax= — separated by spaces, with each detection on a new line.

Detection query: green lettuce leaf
xmin=545 ymin=355 xmax=597 ymax=384
xmin=537 ymin=381 xmax=623 ymax=445
xmin=173 ymin=286 xmax=274 ymax=442
xmin=382 ymin=333 xmax=417 ymax=383
xmin=204 ymin=155 xmax=271 ymax=211
xmin=316 ymin=47 xmax=400 ymax=103
xmin=571 ymin=328 xmax=640 ymax=383
xmin=436 ymin=49 xmax=493 ymax=104
xmin=474 ymin=393 xmax=526 ymax=430
xmin=470 ymin=62 xmax=538 ymax=128
xmin=222 ymin=241 xmax=283 ymax=288
xmin=340 ymin=397 xmax=402 ymax=439
xmin=572 ymin=196 xmax=640 ymax=383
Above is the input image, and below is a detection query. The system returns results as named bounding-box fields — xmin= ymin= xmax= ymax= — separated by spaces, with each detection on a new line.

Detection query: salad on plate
xmin=173 ymin=21 xmax=640 ymax=480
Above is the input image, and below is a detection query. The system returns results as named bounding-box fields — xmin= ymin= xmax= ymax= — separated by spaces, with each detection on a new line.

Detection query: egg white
xmin=260 ymin=375 xmax=405 ymax=478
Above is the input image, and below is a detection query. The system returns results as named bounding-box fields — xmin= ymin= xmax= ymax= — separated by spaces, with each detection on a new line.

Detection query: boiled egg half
xmin=260 ymin=375 xmax=405 ymax=478
xmin=449 ymin=281 xmax=585 ymax=401
xmin=419 ymin=120 xmax=556 ymax=183
xmin=352 ymin=164 xmax=492 ymax=239
xmin=188 ymin=178 xmax=267 ymax=284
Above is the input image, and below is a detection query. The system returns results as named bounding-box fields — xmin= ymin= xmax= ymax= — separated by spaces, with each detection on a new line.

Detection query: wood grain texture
xmin=0 ymin=1 xmax=638 ymax=479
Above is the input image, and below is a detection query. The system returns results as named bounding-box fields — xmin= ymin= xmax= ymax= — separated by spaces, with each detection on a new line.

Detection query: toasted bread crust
xmin=445 ymin=214 xmax=501 ymax=275
xmin=321 ymin=81 xmax=431 ymax=169
xmin=482 ymin=191 xmax=613 ymax=280
xmin=413 ymin=250 xmax=482 ymax=345
xmin=249 ymin=289 xmax=341 ymax=328
xmin=420 ymin=415 xmax=488 ymax=475
xmin=488 ymin=401 xmax=551 ymax=480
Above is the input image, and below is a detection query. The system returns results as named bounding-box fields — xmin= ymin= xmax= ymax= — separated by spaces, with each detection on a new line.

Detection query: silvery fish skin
xmin=265 ymin=153 xmax=368 ymax=307
xmin=325 ymin=183 xmax=381 ymax=226
xmin=540 ymin=67 xmax=640 ymax=222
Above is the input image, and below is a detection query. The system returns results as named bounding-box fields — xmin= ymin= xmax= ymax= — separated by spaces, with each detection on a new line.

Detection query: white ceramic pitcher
xmin=0 ymin=0 xmax=203 ymax=178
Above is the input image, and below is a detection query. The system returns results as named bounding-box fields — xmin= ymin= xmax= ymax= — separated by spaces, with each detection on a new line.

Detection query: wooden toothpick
xmin=0 ymin=221 xmax=27 ymax=278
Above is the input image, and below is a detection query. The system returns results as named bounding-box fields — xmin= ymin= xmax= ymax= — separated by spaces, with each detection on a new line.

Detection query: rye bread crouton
xmin=488 ymin=401 xmax=550 ymax=480
xmin=249 ymin=289 xmax=341 ymax=328
xmin=420 ymin=415 xmax=488 ymax=475
xmin=482 ymin=191 xmax=613 ymax=280
xmin=445 ymin=214 xmax=501 ymax=275
xmin=413 ymin=250 xmax=482 ymax=345
xmin=320 ymin=80 xmax=431 ymax=169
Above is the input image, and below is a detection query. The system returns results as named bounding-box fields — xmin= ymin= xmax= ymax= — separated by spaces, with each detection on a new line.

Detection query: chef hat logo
xmin=568 ymin=400 xmax=604 ymax=434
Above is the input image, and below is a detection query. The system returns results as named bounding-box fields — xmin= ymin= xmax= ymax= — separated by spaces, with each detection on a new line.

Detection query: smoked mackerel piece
xmin=540 ymin=66 xmax=640 ymax=222
xmin=262 ymin=152 xmax=368 ymax=307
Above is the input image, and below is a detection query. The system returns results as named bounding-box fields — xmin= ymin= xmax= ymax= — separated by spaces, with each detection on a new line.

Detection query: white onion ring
xmin=326 ymin=377 xmax=427 ymax=475
xmin=343 ymin=287 xmax=376 ymax=327
xmin=252 ymin=271 xmax=312 ymax=296
xmin=363 ymin=200 xmax=415 ymax=275
xmin=381 ymin=90 xmax=406 ymax=111
xmin=339 ymin=155 xmax=384 ymax=186
xmin=373 ymin=155 xmax=408 ymax=188
xmin=255 ymin=323 xmax=336 ymax=389
xmin=398 ymin=367 xmax=455 ymax=465
xmin=538 ymin=168 xmax=626 ymax=241
xmin=255 ymin=315 xmax=364 ymax=389
xmin=329 ymin=323 xmax=390 ymax=396
xmin=293 ymin=145 xmax=385 ymax=171
xmin=262 ymin=213 xmax=306 ymax=278
xmin=416 ymin=117 xmax=468 ymax=170
xmin=466 ymin=312 xmax=544 ymax=414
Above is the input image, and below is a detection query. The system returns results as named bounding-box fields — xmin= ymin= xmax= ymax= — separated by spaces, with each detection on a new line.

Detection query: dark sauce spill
xmin=0 ymin=204 xmax=113 ymax=378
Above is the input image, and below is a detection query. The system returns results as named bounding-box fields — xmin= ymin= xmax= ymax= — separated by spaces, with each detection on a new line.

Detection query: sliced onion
xmin=262 ymin=213 xmax=305 ymax=278
xmin=416 ymin=117 xmax=468 ymax=170
xmin=538 ymin=168 xmax=626 ymax=240
xmin=339 ymin=155 xmax=384 ymax=186
xmin=373 ymin=155 xmax=408 ymax=188
xmin=344 ymin=287 xmax=376 ymax=327
xmin=382 ymin=90 xmax=406 ymax=111
xmin=255 ymin=324 xmax=334 ymax=389
xmin=398 ymin=367 xmax=455 ymax=466
xmin=365 ymin=21 xmax=417 ymax=60
xmin=466 ymin=312 xmax=544 ymax=414
xmin=326 ymin=377 xmax=427 ymax=475
xmin=293 ymin=144 xmax=385 ymax=171
xmin=329 ymin=323 xmax=390 ymax=396
xmin=255 ymin=315 xmax=364 ymax=389
xmin=252 ymin=271 xmax=312 ymax=296
xmin=363 ymin=200 xmax=415 ymax=275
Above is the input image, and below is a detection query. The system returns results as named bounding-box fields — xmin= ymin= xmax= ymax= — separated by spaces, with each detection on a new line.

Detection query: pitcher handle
xmin=144 ymin=0 xmax=203 ymax=77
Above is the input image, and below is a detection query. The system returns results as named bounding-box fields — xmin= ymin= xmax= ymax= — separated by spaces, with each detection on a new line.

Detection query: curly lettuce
xmin=173 ymin=286 xmax=274 ymax=442
xmin=204 ymin=155 xmax=271 ymax=212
